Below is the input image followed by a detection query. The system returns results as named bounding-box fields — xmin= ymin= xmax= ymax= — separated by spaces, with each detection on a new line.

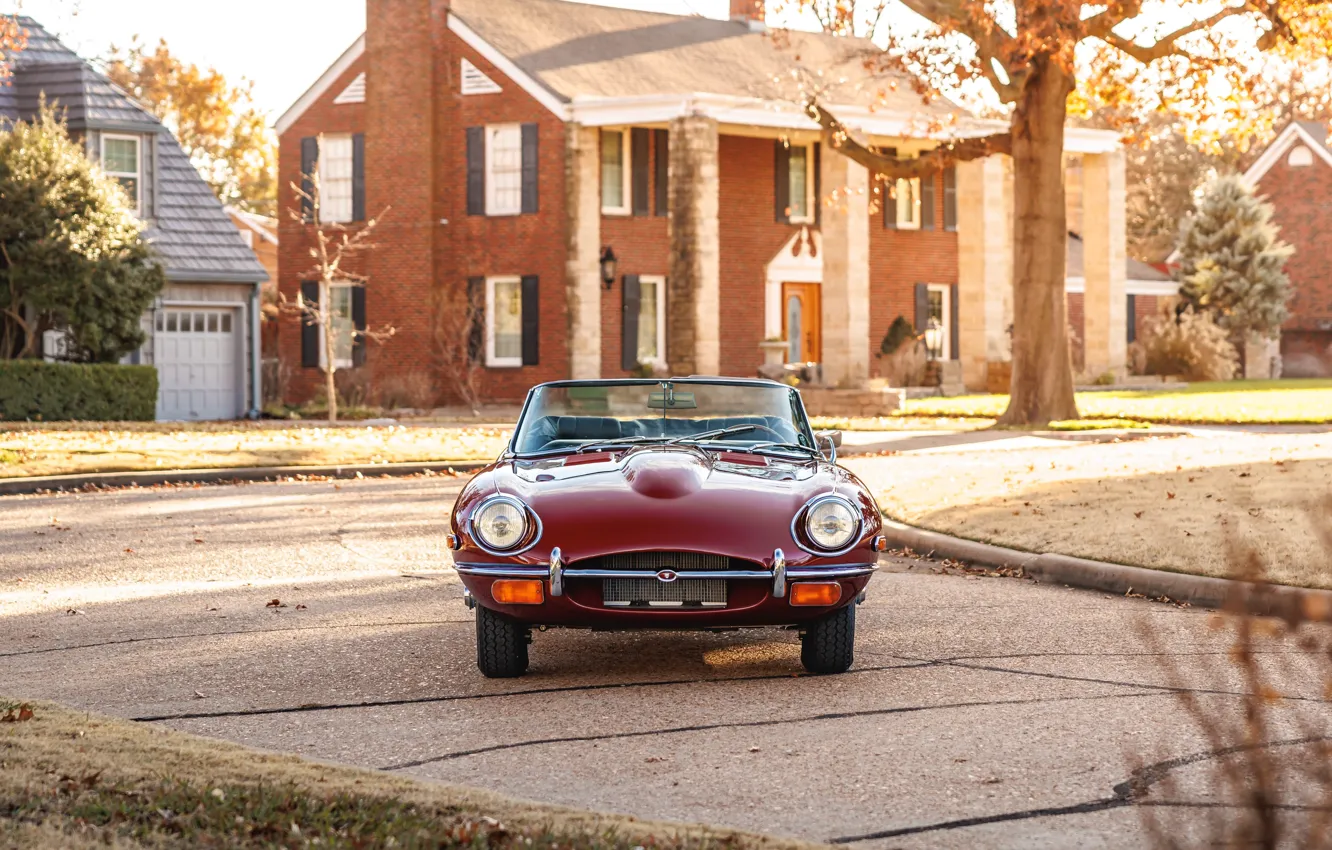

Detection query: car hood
xmin=455 ymin=446 xmax=879 ymax=565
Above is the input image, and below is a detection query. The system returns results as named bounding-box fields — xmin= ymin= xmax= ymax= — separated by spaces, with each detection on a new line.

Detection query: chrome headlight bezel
xmin=794 ymin=494 xmax=862 ymax=556
xmin=467 ymin=495 xmax=542 ymax=556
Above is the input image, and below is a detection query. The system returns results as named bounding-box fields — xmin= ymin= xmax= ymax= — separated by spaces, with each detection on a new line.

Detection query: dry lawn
xmin=843 ymin=432 xmax=1332 ymax=589
xmin=0 ymin=699 xmax=808 ymax=850
xmin=0 ymin=422 xmax=512 ymax=478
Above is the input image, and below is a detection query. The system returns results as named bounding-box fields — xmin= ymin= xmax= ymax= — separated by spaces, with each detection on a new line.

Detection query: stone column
xmin=820 ymin=150 xmax=871 ymax=388
xmin=1081 ymin=149 xmax=1127 ymax=379
xmin=956 ymin=155 xmax=1013 ymax=391
xmin=667 ymin=114 xmax=721 ymax=376
xmin=565 ymin=124 xmax=601 ymax=379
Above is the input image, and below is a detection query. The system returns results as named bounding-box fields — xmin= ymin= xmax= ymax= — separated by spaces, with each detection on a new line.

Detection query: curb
xmin=0 ymin=460 xmax=491 ymax=497
xmin=880 ymin=518 xmax=1332 ymax=619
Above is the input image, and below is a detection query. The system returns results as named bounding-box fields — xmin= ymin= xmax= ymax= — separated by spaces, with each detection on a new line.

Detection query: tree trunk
xmin=321 ymin=278 xmax=338 ymax=423
xmin=998 ymin=56 xmax=1080 ymax=426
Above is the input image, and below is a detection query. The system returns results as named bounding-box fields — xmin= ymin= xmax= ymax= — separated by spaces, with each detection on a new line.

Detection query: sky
xmin=3 ymin=0 xmax=741 ymax=119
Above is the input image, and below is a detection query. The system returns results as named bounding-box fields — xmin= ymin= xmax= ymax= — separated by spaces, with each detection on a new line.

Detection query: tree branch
xmin=1092 ymin=3 xmax=1255 ymax=63
xmin=808 ymin=101 xmax=1011 ymax=178
xmin=896 ymin=0 xmax=1029 ymax=102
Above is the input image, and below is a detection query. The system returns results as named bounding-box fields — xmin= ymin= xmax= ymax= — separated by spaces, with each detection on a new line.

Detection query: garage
xmin=154 ymin=306 xmax=243 ymax=420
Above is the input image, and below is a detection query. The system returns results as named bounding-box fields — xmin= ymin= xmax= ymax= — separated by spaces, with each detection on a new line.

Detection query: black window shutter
xmin=467 ymin=277 xmax=485 ymax=363
xmin=943 ymin=166 xmax=958 ymax=231
xmin=621 ymin=274 xmax=641 ymax=371
xmin=920 ymin=171 xmax=935 ymax=230
xmin=351 ymin=285 xmax=367 ymax=367
xmin=466 ymin=127 xmax=485 ymax=215
xmin=913 ymin=283 xmax=929 ymax=333
xmin=520 ymin=275 xmax=539 ymax=366
xmin=813 ymin=142 xmax=821 ymax=226
xmin=630 ymin=128 xmax=650 ymax=216
xmin=882 ymin=147 xmax=898 ymax=230
xmin=774 ymin=141 xmax=790 ymax=224
xmin=1127 ymin=294 xmax=1137 ymax=344
xmin=653 ymin=129 xmax=669 ymax=216
xmin=300 ymin=280 xmax=320 ymax=367
xmin=352 ymin=133 xmax=366 ymax=222
xmin=949 ymin=283 xmax=960 ymax=360
xmin=521 ymin=123 xmax=539 ymax=214
xmin=300 ymin=137 xmax=318 ymax=221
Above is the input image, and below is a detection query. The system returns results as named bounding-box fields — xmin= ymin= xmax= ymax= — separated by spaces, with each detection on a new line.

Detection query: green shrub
xmin=878 ymin=315 xmax=918 ymax=357
xmin=0 ymin=360 xmax=158 ymax=421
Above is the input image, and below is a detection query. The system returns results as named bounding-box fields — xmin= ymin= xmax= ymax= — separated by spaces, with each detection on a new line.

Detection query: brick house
xmin=275 ymin=0 xmax=1131 ymax=403
xmin=1240 ymin=121 xmax=1332 ymax=377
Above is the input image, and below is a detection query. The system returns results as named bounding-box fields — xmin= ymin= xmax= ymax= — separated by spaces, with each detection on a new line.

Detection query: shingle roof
xmin=1297 ymin=120 xmax=1329 ymax=147
xmin=450 ymin=0 xmax=953 ymax=115
xmin=0 ymin=17 xmax=266 ymax=284
xmin=1067 ymin=232 xmax=1171 ymax=282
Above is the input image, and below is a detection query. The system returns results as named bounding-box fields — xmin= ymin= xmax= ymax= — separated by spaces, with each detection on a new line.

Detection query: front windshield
xmin=511 ymin=380 xmax=815 ymax=456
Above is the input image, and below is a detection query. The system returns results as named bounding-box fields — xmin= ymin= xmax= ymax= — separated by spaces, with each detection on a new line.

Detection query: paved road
xmin=1 ymin=476 xmax=1326 ymax=848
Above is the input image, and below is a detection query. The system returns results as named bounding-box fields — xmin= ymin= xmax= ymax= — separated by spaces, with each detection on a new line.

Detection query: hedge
xmin=0 ymin=360 xmax=158 ymax=421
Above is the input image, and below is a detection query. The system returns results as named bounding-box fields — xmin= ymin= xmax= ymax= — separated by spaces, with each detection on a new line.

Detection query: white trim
xmin=600 ymin=128 xmax=631 ymax=216
xmin=101 ymin=133 xmax=141 ymax=215
xmin=274 ymin=34 xmax=365 ymax=135
xmin=317 ymin=282 xmax=356 ymax=370
xmin=1065 ymin=277 xmax=1180 ymax=297
xmin=448 ymin=14 xmax=568 ymax=118
xmin=485 ymin=275 xmax=524 ymax=368
xmin=317 ymin=133 xmax=355 ymax=223
xmin=1242 ymin=122 xmax=1332 ymax=186
xmin=484 ymin=123 xmax=523 ymax=216
xmin=893 ymin=176 xmax=922 ymax=230
xmin=460 ymin=59 xmax=503 ymax=96
xmin=786 ymin=142 xmax=816 ymax=224
xmin=333 ymin=72 xmax=366 ymax=105
xmin=637 ymin=274 xmax=668 ymax=368
xmin=764 ymin=228 xmax=821 ymax=338
xmin=926 ymin=283 xmax=950 ymax=360
xmin=225 ymin=206 xmax=278 ymax=245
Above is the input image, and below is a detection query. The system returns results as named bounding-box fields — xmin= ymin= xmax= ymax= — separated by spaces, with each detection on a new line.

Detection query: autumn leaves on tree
xmin=792 ymin=0 xmax=1332 ymax=425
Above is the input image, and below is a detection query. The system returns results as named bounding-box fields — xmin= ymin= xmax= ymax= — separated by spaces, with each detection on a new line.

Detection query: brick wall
xmin=868 ymin=171 xmax=957 ymax=376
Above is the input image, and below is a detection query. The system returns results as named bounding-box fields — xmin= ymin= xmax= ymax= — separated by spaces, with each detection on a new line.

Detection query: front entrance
xmin=782 ymin=282 xmax=821 ymax=363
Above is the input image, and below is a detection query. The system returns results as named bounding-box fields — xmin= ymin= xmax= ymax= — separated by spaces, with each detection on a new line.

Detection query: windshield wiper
xmin=747 ymin=441 xmax=820 ymax=457
xmin=665 ymin=424 xmax=758 ymax=445
xmin=576 ymin=436 xmax=668 ymax=454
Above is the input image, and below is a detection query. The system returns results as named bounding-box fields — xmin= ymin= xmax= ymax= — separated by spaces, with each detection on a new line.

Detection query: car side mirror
xmin=815 ymin=430 xmax=842 ymax=448
xmin=815 ymin=430 xmax=841 ymax=462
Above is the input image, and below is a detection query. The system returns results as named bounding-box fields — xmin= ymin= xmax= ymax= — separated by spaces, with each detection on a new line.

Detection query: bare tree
xmin=431 ymin=283 xmax=483 ymax=416
xmin=287 ymin=140 xmax=391 ymax=422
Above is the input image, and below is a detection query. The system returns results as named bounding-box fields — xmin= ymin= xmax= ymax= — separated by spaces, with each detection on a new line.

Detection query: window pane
xmin=207 ymin=313 xmax=219 ymax=332
xmin=155 ymin=312 xmax=164 ymax=331
xmin=787 ymin=296 xmax=802 ymax=362
xmin=601 ymin=131 xmax=624 ymax=209
xmin=331 ymin=286 xmax=355 ymax=364
xmin=788 ymin=147 xmax=808 ymax=219
xmin=926 ymin=289 xmax=945 ymax=359
xmin=221 ymin=313 xmax=232 ymax=333
xmin=319 ymin=135 xmax=355 ymax=223
xmin=898 ymin=178 xmax=916 ymax=224
xmin=166 ymin=312 xmax=177 ymax=332
xmin=115 ymin=176 xmax=139 ymax=206
xmin=493 ymin=280 xmax=522 ymax=361
xmin=104 ymin=137 xmax=138 ymax=174
xmin=488 ymin=126 xmax=522 ymax=215
xmin=637 ymin=280 xmax=658 ymax=362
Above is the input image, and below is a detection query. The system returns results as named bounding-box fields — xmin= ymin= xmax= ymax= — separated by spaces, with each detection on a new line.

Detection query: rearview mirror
xmin=647 ymin=391 xmax=697 ymax=410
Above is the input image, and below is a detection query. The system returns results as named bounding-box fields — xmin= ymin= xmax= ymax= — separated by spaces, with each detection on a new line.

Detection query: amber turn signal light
xmin=789 ymin=582 xmax=842 ymax=607
xmin=491 ymin=579 xmax=545 ymax=605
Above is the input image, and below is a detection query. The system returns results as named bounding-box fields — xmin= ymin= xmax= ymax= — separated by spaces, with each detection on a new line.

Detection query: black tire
xmin=475 ymin=605 xmax=530 ymax=678
xmin=800 ymin=604 xmax=855 ymax=675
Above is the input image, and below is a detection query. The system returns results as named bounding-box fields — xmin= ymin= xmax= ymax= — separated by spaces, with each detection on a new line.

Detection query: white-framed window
xmin=925 ymin=283 xmax=950 ymax=360
xmin=637 ymin=275 xmax=668 ymax=367
xmin=600 ymin=128 xmax=631 ymax=215
xmin=895 ymin=177 xmax=921 ymax=230
xmin=318 ymin=282 xmax=356 ymax=369
xmin=101 ymin=134 xmax=141 ymax=214
xmin=318 ymin=134 xmax=355 ymax=223
xmin=486 ymin=276 xmax=523 ymax=367
xmin=787 ymin=142 xmax=816 ymax=223
xmin=485 ymin=124 xmax=523 ymax=216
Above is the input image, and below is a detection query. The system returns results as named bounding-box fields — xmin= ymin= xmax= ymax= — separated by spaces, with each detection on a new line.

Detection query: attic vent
xmin=334 ymin=72 xmax=366 ymax=105
xmin=461 ymin=59 xmax=502 ymax=96
xmin=1288 ymin=145 xmax=1314 ymax=167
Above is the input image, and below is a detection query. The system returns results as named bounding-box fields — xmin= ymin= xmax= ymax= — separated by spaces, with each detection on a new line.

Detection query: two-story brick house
xmin=1240 ymin=121 xmax=1332 ymax=377
xmin=276 ymin=0 xmax=1129 ymax=403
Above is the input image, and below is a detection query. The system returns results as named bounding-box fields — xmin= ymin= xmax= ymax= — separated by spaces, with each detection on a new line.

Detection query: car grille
xmin=602 ymin=577 xmax=726 ymax=608
xmin=581 ymin=552 xmax=740 ymax=572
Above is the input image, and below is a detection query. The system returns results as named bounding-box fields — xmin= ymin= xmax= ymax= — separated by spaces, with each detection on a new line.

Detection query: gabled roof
xmin=0 ymin=18 xmax=267 ymax=285
xmin=1242 ymin=119 xmax=1332 ymax=186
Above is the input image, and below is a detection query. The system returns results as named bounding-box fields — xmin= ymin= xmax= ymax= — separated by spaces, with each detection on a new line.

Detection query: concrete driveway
xmin=1 ymin=476 xmax=1327 ymax=848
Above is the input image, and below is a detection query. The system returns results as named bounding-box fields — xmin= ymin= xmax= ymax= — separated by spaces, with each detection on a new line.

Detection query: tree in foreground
xmin=0 ymin=106 xmax=164 ymax=361
xmin=105 ymin=38 xmax=276 ymax=216
xmin=1176 ymin=175 xmax=1293 ymax=342
xmin=793 ymin=0 xmax=1330 ymax=424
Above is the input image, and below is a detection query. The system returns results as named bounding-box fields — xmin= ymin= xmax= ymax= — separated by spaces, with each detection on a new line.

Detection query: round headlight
xmin=804 ymin=497 xmax=859 ymax=551
xmin=471 ymin=498 xmax=530 ymax=552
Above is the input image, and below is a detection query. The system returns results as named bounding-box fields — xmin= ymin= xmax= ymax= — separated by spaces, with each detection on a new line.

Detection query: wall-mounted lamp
xmin=599 ymin=246 xmax=618 ymax=290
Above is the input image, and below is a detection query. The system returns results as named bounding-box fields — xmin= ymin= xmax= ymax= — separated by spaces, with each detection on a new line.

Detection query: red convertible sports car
xmin=447 ymin=378 xmax=885 ymax=678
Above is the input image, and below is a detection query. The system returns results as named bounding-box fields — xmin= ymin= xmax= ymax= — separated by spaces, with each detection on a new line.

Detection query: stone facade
xmin=1081 ymin=150 xmax=1128 ymax=380
xmin=819 ymin=152 xmax=871 ymax=387
xmin=667 ymin=114 xmax=721 ymax=378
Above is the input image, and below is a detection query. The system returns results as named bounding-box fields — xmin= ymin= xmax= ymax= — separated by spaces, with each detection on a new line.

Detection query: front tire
xmin=801 ymin=604 xmax=855 ymax=675
xmin=475 ymin=605 xmax=530 ymax=678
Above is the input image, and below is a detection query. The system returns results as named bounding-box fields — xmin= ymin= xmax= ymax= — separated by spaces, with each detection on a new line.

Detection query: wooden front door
xmin=781 ymin=282 xmax=821 ymax=363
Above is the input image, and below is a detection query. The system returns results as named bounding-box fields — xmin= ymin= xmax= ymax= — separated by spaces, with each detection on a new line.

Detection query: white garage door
xmin=155 ymin=307 xmax=241 ymax=420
